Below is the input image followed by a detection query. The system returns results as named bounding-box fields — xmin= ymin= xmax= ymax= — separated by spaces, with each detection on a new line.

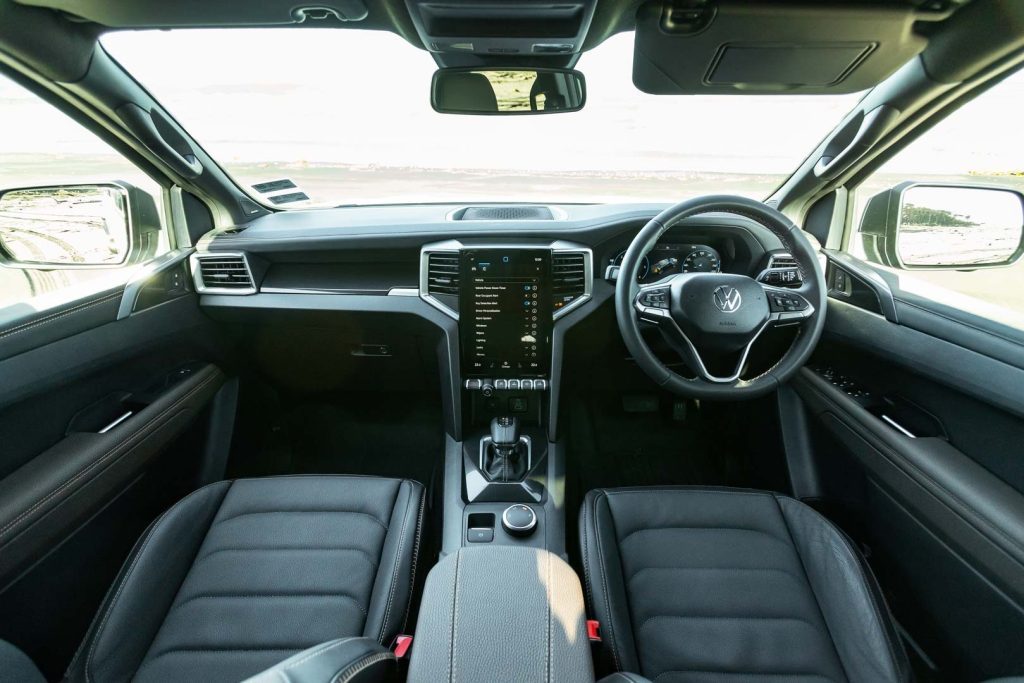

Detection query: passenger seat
xmin=61 ymin=475 xmax=424 ymax=682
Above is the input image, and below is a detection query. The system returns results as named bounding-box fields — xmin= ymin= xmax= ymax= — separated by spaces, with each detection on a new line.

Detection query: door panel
xmin=795 ymin=257 xmax=1024 ymax=679
xmin=0 ymin=271 xmax=227 ymax=676
xmin=0 ymin=362 xmax=223 ymax=583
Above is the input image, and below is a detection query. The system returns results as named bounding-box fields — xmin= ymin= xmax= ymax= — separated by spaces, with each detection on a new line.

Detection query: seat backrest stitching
xmin=378 ymin=480 xmax=412 ymax=643
xmin=546 ymin=550 xmax=552 ymax=683
xmin=449 ymin=551 xmax=461 ymax=683
xmin=771 ymin=494 xmax=851 ymax=683
xmin=593 ymin=491 xmax=624 ymax=672
xmin=84 ymin=480 xmax=231 ymax=682
xmin=399 ymin=487 xmax=427 ymax=634
xmin=800 ymin=499 xmax=910 ymax=682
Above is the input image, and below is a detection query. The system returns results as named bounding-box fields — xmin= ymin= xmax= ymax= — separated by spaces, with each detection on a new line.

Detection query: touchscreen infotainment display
xmin=460 ymin=249 xmax=552 ymax=377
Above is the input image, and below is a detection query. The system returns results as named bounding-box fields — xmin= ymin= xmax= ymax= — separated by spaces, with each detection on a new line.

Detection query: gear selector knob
xmin=490 ymin=416 xmax=520 ymax=448
xmin=502 ymin=504 xmax=537 ymax=537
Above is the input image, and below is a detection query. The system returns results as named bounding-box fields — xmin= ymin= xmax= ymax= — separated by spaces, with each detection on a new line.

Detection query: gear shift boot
xmin=481 ymin=417 xmax=530 ymax=482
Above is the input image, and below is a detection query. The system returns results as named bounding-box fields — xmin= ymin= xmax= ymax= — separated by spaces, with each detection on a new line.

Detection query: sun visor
xmin=633 ymin=1 xmax=932 ymax=95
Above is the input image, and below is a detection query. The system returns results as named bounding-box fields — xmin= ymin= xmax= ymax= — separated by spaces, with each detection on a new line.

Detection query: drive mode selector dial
xmin=501 ymin=504 xmax=537 ymax=537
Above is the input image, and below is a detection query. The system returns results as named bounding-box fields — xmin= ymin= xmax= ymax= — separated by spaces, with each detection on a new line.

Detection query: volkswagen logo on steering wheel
xmin=713 ymin=285 xmax=742 ymax=313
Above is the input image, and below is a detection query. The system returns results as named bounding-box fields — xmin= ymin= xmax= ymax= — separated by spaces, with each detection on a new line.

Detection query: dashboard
xmin=191 ymin=203 xmax=794 ymax=431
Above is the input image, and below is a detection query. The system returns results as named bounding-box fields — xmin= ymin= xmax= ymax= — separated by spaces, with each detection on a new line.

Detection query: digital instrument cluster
xmin=611 ymin=243 xmax=723 ymax=283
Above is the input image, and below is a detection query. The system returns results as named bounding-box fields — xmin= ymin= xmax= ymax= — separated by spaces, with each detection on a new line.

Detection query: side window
xmin=0 ymin=72 xmax=171 ymax=311
xmin=846 ymin=68 xmax=1024 ymax=328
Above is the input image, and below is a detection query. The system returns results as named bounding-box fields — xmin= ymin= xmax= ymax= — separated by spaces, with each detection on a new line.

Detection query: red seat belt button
xmin=393 ymin=635 xmax=413 ymax=659
xmin=587 ymin=620 xmax=602 ymax=642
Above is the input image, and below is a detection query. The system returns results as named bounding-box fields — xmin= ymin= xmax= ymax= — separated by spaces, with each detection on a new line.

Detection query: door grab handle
xmin=880 ymin=414 xmax=915 ymax=438
xmin=98 ymin=411 xmax=133 ymax=434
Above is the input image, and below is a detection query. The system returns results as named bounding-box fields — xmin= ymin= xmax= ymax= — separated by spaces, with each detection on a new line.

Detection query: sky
xmin=0 ymin=28 xmax=1020 ymax=205
xmin=98 ymin=29 xmax=866 ymax=174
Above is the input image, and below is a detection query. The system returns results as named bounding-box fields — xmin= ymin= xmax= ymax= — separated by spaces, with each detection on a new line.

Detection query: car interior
xmin=0 ymin=0 xmax=1023 ymax=682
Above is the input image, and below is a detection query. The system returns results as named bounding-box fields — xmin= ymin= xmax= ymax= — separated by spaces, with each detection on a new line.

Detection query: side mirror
xmin=431 ymin=68 xmax=586 ymax=115
xmin=859 ymin=182 xmax=1024 ymax=270
xmin=0 ymin=182 xmax=161 ymax=269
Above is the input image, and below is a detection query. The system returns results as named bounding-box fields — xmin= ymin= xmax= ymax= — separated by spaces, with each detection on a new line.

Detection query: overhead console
xmin=405 ymin=0 xmax=598 ymax=66
xmin=633 ymin=0 xmax=948 ymax=95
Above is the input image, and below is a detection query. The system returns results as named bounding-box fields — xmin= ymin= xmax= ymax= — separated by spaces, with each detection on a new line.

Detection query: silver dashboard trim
xmin=117 ymin=247 xmax=194 ymax=320
xmin=190 ymin=251 xmax=257 ymax=295
xmin=419 ymin=240 xmax=594 ymax=322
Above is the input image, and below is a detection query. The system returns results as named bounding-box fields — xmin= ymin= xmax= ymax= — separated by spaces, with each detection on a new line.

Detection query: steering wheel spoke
xmin=633 ymin=278 xmax=769 ymax=384
xmin=761 ymin=282 xmax=816 ymax=327
xmin=633 ymin=279 xmax=674 ymax=324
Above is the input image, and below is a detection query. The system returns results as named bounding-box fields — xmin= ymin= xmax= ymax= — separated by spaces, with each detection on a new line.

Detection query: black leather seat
xmin=65 ymin=475 xmax=424 ymax=683
xmin=580 ymin=486 xmax=911 ymax=683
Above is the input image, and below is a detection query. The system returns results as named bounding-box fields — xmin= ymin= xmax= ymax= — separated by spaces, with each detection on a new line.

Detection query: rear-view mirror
xmin=859 ymin=182 xmax=1024 ymax=270
xmin=0 ymin=182 xmax=161 ymax=269
xmin=431 ymin=68 xmax=586 ymax=115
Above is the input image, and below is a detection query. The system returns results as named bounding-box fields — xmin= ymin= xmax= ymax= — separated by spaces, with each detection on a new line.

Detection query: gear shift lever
xmin=491 ymin=416 xmax=520 ymax=453
xmin=483 ymin=416 xmax=527 ymax=482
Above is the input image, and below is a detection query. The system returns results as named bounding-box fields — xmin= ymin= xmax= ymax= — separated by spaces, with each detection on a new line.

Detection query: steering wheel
xmin=615 ymin=195 xmax=827 ymax=400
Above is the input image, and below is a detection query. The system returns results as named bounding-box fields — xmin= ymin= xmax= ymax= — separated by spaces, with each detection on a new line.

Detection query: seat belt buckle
xmin=391 ymin=634 xmax=414 ymax=659
xmin=587 ymin=620 xmax=602 ymax=643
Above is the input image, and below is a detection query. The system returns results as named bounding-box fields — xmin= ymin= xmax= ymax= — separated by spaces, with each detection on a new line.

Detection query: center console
xmin=421 ymin=240 xmax=594 ymax=557
xmin=406 ymin=546 xmax=594 ymax=683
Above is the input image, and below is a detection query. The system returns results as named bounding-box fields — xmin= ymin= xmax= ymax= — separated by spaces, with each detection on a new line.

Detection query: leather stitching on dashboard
xmin=0 ymin=291 xmax=122 ymax=340
xmin=0 ymin=370 xmax=219 ymax=543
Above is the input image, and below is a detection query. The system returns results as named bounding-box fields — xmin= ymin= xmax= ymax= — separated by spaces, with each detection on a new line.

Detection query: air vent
xmin=452 ymin=206 xmax=555 ymax=221
xmin=768 ymin=253 xmax=797 ymax=269
xmin=193 ymin=253 xmax=255 ymax=294
xmin=426 ymin=252 xmax=460 ymax=295
xmin=552 ymin=251 xmax=589 ymax=316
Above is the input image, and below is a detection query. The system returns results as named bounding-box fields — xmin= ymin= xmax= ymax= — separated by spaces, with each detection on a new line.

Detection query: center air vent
xmin=552 ymin=251 xmax=590 ymax=316
xmin=193 ymin=253 xmax=255 ymax=294
xmin=426 ymin=251 xmax=460 ymax=295
xmin=452 ymin=206 xmax=555 ymax=221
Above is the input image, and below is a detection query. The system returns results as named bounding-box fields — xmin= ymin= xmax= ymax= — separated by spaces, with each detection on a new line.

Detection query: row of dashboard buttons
xmin=465 ymin=379 xmax=548 ymax=391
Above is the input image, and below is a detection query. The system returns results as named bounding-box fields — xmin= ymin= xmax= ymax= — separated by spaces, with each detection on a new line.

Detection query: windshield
xmin=102 ymin=30 xmax=863 ymax=208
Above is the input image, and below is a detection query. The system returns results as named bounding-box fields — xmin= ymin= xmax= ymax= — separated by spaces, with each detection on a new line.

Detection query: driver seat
xmin=580 ymin=486 xmax=911 ymax=683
